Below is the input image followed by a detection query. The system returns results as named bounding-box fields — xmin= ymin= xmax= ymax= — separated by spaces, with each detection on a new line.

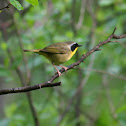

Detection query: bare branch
xmin=0 ymin=82 xmax=61 ymax=95
xmin=0 ymin=28 xmax=126 ymax=96
xmin=49 ymin=28 xmax=125 ymax=82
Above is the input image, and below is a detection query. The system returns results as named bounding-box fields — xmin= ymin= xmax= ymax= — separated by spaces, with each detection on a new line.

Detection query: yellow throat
xmin=69 ymin=47 xmax=78 ymax=59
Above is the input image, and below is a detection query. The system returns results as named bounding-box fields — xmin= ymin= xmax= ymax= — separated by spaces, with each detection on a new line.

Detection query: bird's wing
xmin=40 ymin=43 xmax=70 ymax=54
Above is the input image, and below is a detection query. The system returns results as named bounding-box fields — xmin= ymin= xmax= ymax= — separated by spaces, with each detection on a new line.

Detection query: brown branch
xmin=0 ymin=82 xmax=61 ymax=95
xmin=0 ymin=28 xmax=126 ymax=96
xmin=113 ymin=34 xmax=126 ymax=39
xmin=49 ymin=28 xmax=124 ymax=82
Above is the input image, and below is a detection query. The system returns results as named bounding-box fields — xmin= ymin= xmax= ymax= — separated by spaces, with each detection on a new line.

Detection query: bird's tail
xmin=23 ymin=49 xmax=40 ymax=53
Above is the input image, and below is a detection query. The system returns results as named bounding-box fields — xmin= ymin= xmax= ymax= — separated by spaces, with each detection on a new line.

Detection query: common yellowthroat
xmin=23 ymin=41 xmax=82 ymax=76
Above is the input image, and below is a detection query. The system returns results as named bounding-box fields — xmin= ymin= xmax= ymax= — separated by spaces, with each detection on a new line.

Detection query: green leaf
xmin=9 ymin=0 xmax=24 ymax=10
xmin=26 ymin=0 xmax=39 ymax=6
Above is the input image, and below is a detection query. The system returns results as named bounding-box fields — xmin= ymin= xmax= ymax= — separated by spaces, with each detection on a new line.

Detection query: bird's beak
xmin=77 ymin=44 xmax=82 ymax=47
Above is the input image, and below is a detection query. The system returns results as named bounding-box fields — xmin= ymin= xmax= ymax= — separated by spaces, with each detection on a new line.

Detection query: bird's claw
xmin=63 ymin=67 xmax=68 ymax=71
xmin=59 ymin=65 xmax=68 ymax=72
xmin=58 ymin=71 xmax=62 ymax=77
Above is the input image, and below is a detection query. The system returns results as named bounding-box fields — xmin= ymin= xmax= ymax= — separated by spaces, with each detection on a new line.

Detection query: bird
xmin=23 ymin=41 xmax=82 ymax=76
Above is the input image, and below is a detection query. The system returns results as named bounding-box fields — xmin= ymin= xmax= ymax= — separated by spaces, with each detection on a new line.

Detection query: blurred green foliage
xmin=10 ymin=0 xmax=24 ymax=10
xmin=9 ymin=0 xmax=39 ymax=10
xmin=0 ymin=0 xmax=126 ymax=126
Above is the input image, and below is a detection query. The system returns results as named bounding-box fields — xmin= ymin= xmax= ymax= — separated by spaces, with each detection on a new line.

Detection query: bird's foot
xmin=53 ymin=64 xmax=62 ymax=77
xmin=57 ymin=70 xmax=62 ymax=77
xmin=59 ymin=65 xmax=68 ymax=72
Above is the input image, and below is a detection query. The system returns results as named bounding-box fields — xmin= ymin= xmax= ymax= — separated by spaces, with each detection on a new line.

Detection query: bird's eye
xmin=71 ymin=44 xmax=77 ymax=51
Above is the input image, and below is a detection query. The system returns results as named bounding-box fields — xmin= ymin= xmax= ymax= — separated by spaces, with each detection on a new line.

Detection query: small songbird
xmin=23 ymin=41 xmax=82 ymax=76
